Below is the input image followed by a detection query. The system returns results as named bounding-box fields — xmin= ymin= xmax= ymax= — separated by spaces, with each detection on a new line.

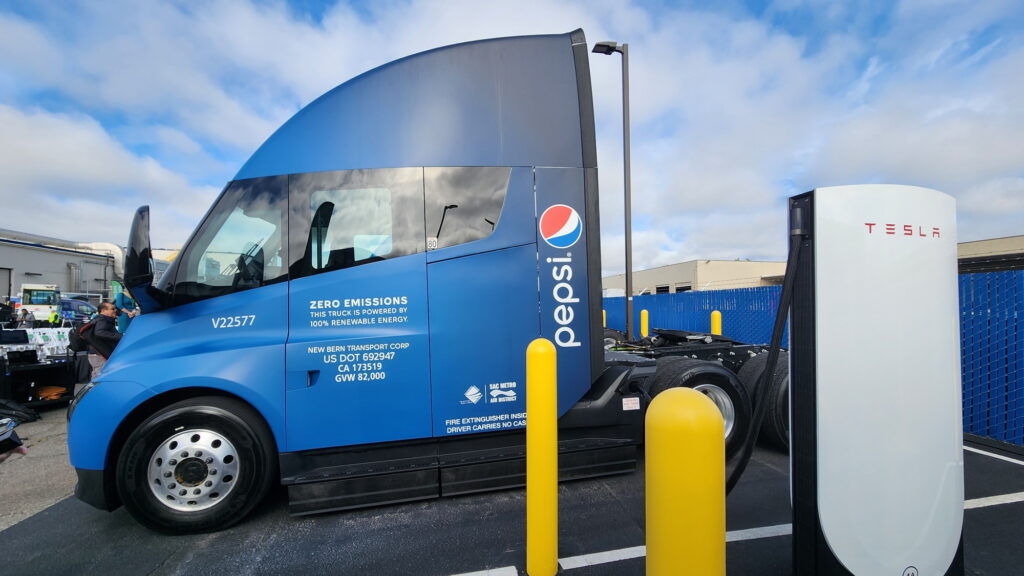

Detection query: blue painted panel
xmin=285 ymin=255 xmax=431 ymax=451
xmin=69 ymin=283 xmax=290 ymax=469
xmin=536 ymin=168 xmax=592 ymax=413
xmin=68 ymin=379 xmax=152 ymax=470
xmin=428 ymin=245 xmax=538 ymax=436
xmin=237 ymin=33 xmax=584 ymax=179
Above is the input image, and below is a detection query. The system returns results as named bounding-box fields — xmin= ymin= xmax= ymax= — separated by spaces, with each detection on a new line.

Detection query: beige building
xmin=958 ymin=235 xmax=1024 ymax=272
xmin=604 ymin=235 xmax=1024 ymax=296
xmin=602 ymin=260 xmax=786 ymax=296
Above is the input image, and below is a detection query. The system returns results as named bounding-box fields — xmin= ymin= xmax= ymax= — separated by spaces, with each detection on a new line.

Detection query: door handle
xmin=306 ymin=370 xmax=320 ymax=388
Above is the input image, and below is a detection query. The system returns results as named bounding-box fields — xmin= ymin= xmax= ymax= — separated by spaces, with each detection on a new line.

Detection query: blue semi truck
xmin=67 ymin=30 xmax=785 ymax=533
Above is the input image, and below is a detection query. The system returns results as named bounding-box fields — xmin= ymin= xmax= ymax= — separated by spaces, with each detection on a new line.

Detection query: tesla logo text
xmin=864 ymin=223 xmax=941 ymax=238
xmin=548 ymin=253 xmax=581 ymax=348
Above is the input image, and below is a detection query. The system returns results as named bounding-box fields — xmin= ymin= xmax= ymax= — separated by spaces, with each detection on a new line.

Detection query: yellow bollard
xmin=710 ymin=310 xmax=722 ymax=336
xmin=602 ymin=309 xmax=607 ymax=328
xmin=526 ymin=338 xmax=558 ymax=576
xmin=640 ymin=309 xmax=649 ymax=338
xmin=646 ymin=387 xmax=725 ymax=576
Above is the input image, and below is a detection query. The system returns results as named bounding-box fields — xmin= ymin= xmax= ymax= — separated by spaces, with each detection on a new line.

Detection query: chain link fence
xmin=603 ymin=270 xmax=1024 ymax=446
xmin=603 ymin=286 xmax=784 ymax=345
xmin=960 ymin=270 xmax=1023 ymax=445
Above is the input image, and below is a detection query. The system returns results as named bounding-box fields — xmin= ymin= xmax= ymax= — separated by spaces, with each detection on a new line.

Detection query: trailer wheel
xmin=115 ymin=396 xmax=276 ymax=534
xmin=651 ymin=357 xmax=752 ymax=459
xmin=737 ymin=352 xmax=790 ymax=450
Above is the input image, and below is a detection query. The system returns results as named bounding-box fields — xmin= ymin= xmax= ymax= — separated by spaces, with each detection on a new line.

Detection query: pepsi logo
xmin=539 ymin=204 xmax=583 ymax=248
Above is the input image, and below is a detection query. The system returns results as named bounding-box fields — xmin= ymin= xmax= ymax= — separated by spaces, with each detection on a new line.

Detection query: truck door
xmin=284 ymin=168 xmax=431 ymax=451
xmin=424 ymin=167 xmax=538 ymax=437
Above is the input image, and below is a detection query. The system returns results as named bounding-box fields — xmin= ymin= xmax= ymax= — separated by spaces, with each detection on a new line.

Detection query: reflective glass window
xmin=172 ymin=176 xmax=288 ymax=304
xmin=25 ymin=290 xmax=59 ymax=305
xmin=424 ymin=167 xmax=510 ymax=250
xmin=289 ymin=168 xmax=424 ymax=279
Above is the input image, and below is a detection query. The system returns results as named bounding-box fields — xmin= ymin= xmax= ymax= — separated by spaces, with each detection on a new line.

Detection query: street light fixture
xmin=436 ymin=204 xmax=459 ymax=238
xmin=592 ymin=40 xmax=634 ymax=341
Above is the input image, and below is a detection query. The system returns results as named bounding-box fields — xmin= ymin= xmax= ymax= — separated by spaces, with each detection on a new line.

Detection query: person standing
xmin=86 ymin=302 xmax=122 ymax=380
xmin=15 ymin=308 xmax=35 ymax=329
xmin=114 ymin=289 xmax=139 ymax=333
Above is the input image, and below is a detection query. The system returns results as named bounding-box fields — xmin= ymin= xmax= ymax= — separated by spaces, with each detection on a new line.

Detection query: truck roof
xmin=236 ymin=29 xmax=596 ymax=180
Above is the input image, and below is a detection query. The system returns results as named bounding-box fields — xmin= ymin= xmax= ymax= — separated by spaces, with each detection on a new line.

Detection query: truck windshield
xmin=170 ymin=176 xmax=288 ymax=305
xmin=24 ymin=290 xmax=59 ymax=305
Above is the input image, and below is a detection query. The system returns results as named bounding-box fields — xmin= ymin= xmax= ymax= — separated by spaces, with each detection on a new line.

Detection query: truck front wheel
xmin=115 ymin=396 xmax=276 ymax=534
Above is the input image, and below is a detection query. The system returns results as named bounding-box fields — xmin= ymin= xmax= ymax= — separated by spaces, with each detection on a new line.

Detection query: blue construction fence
xmin=960 ymin=271 xmax=1023 ymax=446
xmin=603 ymin=270 xmax=1024 ymax=446
xmin=603 ymin=286 xmax=787 ymax=346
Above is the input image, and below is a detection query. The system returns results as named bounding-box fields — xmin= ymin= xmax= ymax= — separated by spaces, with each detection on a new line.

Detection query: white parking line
xmin=725 ymin=523 xmax=793 ymax=542
xmin=559 ymin=545 xmax=646 ymax=569
xmin=965 ymin=491 xmax=1024 ymax=509
xmin=964 ymin=445 xmax=1024 ymax=466
xmin=450 ymin=566 xmax=519 ymax=576
xmin=453 ymin=445 xmax=1024 ymax=575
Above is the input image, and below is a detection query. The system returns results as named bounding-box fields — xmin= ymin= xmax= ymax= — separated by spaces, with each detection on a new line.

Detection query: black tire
xmin=651 ymin=357 xmax=752 ymax=460
xmin=737 ymin=351 xmax=790 ymax=450
xmin=116 ymin=396 xmax=277 ymax=534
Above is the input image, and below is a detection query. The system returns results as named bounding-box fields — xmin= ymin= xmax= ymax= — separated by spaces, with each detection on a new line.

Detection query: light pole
xmin=592 ymin=41 xmax=634 ymax=341
xmin=436 ymin=204 xmax=459 ymax=238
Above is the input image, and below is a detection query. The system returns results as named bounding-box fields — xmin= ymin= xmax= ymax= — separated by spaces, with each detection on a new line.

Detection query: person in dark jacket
xmin=87 ymin=302 xmax=122 ymax=380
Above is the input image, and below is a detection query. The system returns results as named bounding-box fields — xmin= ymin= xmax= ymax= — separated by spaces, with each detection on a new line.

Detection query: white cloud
xmin=0 ymin=0 xmax=1021 ymax=274
xmin=802 ymin=10 xmax=1024 ymax=233
xmin=0 ymin=11 xmax=65 ymax=92
xmin=959 ymin=177 xmax=1024 ymax=214
xmin=0 ymin=105 xmax=218 ymax=248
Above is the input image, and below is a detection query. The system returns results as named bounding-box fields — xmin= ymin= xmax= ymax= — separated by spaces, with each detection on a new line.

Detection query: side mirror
xmin=125 ymin=206 xmax=163 ymax=312
xmin=125 ymin=206 xmax=153 ymax=288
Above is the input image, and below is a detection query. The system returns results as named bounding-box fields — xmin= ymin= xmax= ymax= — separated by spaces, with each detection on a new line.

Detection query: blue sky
xmin=1 ymin=0 xmax=1022 ymax=275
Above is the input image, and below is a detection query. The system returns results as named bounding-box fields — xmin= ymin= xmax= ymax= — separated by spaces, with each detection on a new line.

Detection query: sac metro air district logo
xmin=539 ymin=204 xmax=583 ymax=249
xmin=463 ymin=386 xmax=484 ymax=404
xmin=462 ymin=383 xmax=518 ymax=405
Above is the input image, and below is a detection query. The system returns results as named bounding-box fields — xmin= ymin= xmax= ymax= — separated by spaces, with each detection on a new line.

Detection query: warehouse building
xmin=602 ymin=259 xmax=786 ymax=296
xmin=0 ymin=229 xmax=120 ymax=303
xmin=1 ymin=228 xmax=175 ymax=304
xmin=958 ymin=235 xmax=1024 ymax=272
xmin=603 ymin=235 xmax=1024 ymax=296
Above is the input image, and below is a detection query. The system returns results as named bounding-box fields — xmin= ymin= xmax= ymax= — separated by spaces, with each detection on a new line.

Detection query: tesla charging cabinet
xmin=790 ymin=185 xmax=964 ymax=576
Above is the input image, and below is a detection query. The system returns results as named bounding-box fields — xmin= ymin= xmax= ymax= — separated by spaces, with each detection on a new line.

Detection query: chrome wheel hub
xmin=147 ymin=428 xmax=240 ymax=512
xmin=693 ymin=383 xmax=736 ymax=439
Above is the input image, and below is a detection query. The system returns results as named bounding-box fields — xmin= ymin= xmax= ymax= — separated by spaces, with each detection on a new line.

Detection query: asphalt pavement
xmin=3 ymin=439 xmax=1023 ymax=575
xmin=0 ymin=404 xmax=77 ymax=531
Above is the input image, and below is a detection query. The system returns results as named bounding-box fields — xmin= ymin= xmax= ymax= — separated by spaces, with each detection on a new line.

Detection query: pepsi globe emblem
xmin=539 ymin=204 xmax=583 ymax=248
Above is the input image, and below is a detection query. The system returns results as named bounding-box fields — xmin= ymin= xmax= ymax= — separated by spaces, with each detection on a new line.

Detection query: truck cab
xmin=69 ymin=28 xmax=763 ymax=534
xmin=19 ymin=284 xmax=61 ymax=323
xmin=68 ymin=30 xmax=649 ymax=534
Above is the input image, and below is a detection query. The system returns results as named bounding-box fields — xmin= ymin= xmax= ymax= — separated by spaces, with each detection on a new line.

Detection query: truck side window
xmin=424 ymin=167 xmax=510 ymax=250
xmin=171 ymin=176 xmax=288 ymax=304
xmin=289 ymin=168 xmax=424 ymax=279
